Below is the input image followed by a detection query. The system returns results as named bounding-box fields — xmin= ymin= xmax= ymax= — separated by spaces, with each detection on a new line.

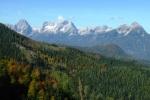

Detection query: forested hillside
xmin=0 ymin=23 xmax=150 ymax=100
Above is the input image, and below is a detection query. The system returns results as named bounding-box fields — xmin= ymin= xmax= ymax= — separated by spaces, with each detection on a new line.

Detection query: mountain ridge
xmin=75 ymin=43 xmax=130 ymax=59
xmin=6 ymin=19 xmax=150 ymax=61
xmin=7 ymin=19 xmax=149 ymax=36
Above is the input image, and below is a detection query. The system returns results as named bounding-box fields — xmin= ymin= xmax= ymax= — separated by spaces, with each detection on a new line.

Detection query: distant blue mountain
xmin=7 ymin=19 xmax=150 ymax=61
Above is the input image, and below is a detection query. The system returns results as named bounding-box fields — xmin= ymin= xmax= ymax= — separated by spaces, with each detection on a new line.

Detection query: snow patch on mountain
xmin=78 ymin=26 xmax=112 ymax=35
xmin=116 ymin=22 xmax=147 ymax=36
xmin=40 ymin=19 xmax=78 ymax=36
xmin=15 ymin=19 xmax=32 ymax=35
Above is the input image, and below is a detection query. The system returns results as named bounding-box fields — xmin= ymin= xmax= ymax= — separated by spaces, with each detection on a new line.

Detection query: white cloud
xmin=57 ymin=16 xmax=65 ymax=21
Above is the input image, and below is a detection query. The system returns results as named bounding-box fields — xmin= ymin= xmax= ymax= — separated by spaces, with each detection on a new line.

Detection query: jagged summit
xmin=117 ymin=24 xmax=130 ymax=35
xmin=41 ymin=19 xmax=78 ymax=35
xmin=131 ymin=22 xmax=142 ymax=28
xmin=129 ymin=22 xmax=147 ymax=36
xmin=117 ymin=22 xmax=147 ymax=36
xmin=15 ymin=19 xmax=32 ymax=35
xmin=6 ymin=19 xmax=148 ymax=37
xmin=16 ymin=19 xmax=29 ymax=25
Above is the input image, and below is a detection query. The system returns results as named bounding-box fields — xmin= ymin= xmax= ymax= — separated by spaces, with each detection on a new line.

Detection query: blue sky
xmin=0 ymin=0 xmax=150 ymax=32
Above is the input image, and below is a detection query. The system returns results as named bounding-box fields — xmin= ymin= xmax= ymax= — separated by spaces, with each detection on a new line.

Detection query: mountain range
xmin=7 ymin=19 xmax=150 ymax=61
